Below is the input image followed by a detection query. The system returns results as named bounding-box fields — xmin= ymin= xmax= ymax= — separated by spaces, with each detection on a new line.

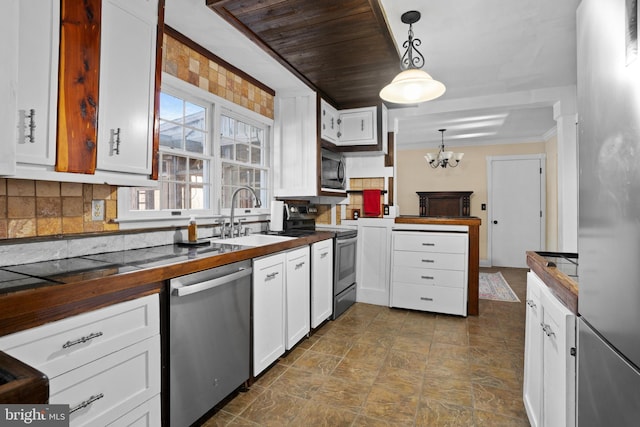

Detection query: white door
xmin=489 ymin=155 xmax=544 ymax=267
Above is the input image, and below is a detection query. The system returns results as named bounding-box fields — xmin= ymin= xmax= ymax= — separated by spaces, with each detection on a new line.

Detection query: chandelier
xmin=425 ymin=129 xmax=464 ymax=168
xmin=379 ymin=11 xmax=446 ymax=104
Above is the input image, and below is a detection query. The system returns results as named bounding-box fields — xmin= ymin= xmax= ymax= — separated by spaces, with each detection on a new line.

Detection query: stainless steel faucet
xmin=225 ymin=186 xmax=262 ymax=238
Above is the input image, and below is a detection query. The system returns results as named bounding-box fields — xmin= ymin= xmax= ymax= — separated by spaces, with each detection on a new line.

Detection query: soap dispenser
xmin=188 ymin=216 xmax=198 ymax=242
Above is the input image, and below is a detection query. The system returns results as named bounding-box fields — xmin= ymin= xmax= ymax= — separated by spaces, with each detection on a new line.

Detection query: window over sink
xmin=117 ymin=74 xmax=273 ymax=228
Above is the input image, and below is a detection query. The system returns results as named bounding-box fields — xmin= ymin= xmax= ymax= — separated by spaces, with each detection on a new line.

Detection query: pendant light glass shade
xmin=380 ymin=10 xmax=445 ymax=104
xmin=379 ymin=68 xmax=446 ymax=103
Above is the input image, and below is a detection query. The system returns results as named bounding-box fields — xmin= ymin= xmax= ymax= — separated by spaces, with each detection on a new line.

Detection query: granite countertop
xmin=0 ymin=231 xmax=335 ymax=337
xmin=526 ymin=251 xmax=579 ymax=314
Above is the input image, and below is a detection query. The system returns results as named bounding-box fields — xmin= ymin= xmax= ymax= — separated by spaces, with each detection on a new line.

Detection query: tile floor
xmin=204 ymin=267 xmax=530 ymax=426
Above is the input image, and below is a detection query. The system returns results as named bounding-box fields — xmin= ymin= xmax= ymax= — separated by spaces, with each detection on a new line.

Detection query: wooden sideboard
xmin=417 ymin=191 xmax=473 ymax=217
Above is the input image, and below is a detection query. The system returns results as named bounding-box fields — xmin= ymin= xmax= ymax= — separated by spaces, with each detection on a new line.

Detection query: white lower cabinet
xmin=523 ymin=271 xmax=576 ymax=427
xmin=356 ymin=218 xmax=394 ymax=305
xmin=0 ymin=294 xmax=161 ymax=426
xmin=285 ymin=246 xmax=310 ymax=350
xmin=390 ymin=230 xmax=468 ymax=316
xmin=311 ymin=239 xmax=333 ymax=328
xmin=252 ymin=252 xmax=286 ymax=377
xmin=253 ymin=247 xmax=311 ymax=377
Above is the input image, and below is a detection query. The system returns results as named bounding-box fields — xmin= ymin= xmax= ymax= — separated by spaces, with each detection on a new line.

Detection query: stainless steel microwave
xmin=321 ymin=149 xmax=346 ymax=191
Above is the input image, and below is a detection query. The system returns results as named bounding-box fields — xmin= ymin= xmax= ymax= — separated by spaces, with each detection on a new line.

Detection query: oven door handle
xmin=171 ymin=267 xmax=253 ymax=297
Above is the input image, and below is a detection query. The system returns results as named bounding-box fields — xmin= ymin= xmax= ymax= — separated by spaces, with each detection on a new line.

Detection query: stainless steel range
xmin=283 ymin=204 xmax=357 ymax=319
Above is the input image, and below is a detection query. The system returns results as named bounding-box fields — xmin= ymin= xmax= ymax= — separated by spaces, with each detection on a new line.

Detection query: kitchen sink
xmin=210 ymin=234 xmax=296 ymax=247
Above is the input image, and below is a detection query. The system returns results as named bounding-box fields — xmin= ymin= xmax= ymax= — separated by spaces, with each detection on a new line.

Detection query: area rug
xmin=479 ymin=272 xmax=520 ymax=302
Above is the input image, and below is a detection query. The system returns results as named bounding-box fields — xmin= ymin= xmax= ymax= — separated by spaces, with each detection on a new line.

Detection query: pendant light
xmin=425 ymin=129 xmax=464 ymax=168
xmin=380 ymin=10 xmax=446 ymax=104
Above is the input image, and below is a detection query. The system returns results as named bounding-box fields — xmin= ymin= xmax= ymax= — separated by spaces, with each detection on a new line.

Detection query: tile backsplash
xmin=347 ymin=177 xmax=385 ymax=219
xmin=0 ymin=178 xmax=118 ymax=239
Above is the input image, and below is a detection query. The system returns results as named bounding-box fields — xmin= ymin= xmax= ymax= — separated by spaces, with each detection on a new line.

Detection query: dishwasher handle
xmin=172 ymin=267 xmax=253 ymax=297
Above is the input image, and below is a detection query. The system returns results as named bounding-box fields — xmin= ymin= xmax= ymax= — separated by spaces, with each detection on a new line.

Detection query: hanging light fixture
xmin=425 ymin=129 xmax=464 ymax=168
xmin=380 ymin=10 xmax=446 ymax=104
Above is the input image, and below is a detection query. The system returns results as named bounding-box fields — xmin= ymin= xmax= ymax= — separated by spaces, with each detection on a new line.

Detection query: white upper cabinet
xmin=96 ymin=0 xmax=157 ymax=176
xmin=320 ymin=99 xmax=339 ymax=144
xmin=336 ymin=107 xmax=376 ymax=145
xmin=0 ymin=0 xmax=19 ymax=175
xmin=319 ymin=99 xmax=387 ymax=151
xmin=14 ymin=0 xmax=60 ymax=169
xmin=273 ymin=92 xmax=319 ymax=197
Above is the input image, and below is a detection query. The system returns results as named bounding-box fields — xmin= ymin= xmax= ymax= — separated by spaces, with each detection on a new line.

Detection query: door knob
xmin=493 ymin=220 xmax=498 ymax=224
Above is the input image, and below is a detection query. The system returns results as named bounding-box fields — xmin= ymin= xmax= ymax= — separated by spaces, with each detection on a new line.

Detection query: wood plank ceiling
xmin=207 ymin=0 xmax=401 ymax=109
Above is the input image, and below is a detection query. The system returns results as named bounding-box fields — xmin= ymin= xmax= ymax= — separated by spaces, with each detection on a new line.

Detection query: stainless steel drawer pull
xmin=420 ymin=297 xmax=434 ymax=301
xmin=421 ymin=276 xmax=434 ymax=280
xmin=422 ymin=242 xmax=435 ymax=246
xmin=320 ymin=252 xmax=329 ymax=258
xmin=526 ymin=299 xmax=537 ymax=308
xmin=265 ymin=272 xmax=279 ymax=281
xmin=421 ymin=259 xmax=435 ymax=263
xmin=62 ymin=331 xmax=103 ymax=349
xmin=295 ymin=262 xmax=305 ymax=270
xmin=70 ymin=393 xmax=104 ymax=414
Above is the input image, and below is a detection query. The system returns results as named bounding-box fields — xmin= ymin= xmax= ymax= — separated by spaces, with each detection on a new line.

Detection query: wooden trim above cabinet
xmin=151 ymin=0 xmax=165 ymax=180
xmin=56 ymin=0 xmax=102 ymax=174
xmin=385 ymin=132 xmax=394 ymax=167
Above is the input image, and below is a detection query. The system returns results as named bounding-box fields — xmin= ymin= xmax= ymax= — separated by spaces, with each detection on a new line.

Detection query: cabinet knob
xmin=493 ymin=220 xmax=498 ymax=224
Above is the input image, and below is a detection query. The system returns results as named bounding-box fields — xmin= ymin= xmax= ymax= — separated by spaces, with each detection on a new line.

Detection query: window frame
xmin=116 ymin=73 xmax=273 ymax=229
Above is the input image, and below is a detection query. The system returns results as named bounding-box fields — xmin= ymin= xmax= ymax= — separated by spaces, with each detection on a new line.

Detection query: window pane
xmin=189 ymin=158 xmax=205 ymax=183
xmin=184 ymin=102 xmax=205 ymax=130
xmin=239 ymin=167 xmax=252 ymax=186
xmin=190 ymin=185 xmax=207 ymax=210
xmin=185 ymin=129 xmax=205 ymax=154
xmin=159 ymin=120 xmax=183 ymax=149
xmin=162 ymin=155 xmax=188 ymax=182
xmin=222 ymin=163 xmax=237 ymax=186
xmin=236 ymin=143 xmax=250 ymax=163
xmin=221 ymin=141 xmax=234 ymax=160
xmin=220 ymin=115 xmax=235 ymax=139
xmin=160 ymin=93 xmax=183 ymax=122
xmin=161 ymin=182 xmax=187 ymax=210
xmin=251 ymin=146 xmax=261 ymax=165
xmin=129 ymin=187 xmax=159 ymax=211
xmin=251 ymin=128 xmax=263 ymax=146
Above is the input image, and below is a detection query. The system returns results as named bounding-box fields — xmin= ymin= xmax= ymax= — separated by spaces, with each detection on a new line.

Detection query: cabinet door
xmin=320 ymin=99 xmax=339 ymax=144
xmin=311 ymin=240 xmax=333 ymax=328
xmin=96 ymin=0 xmax=157 ymax=175
xmin=541 ymin=283 xmax=576 ymax=427
xmin=357 ymin=219 xmax=393 ymax=305
xmin=0 ymin=0 xmax=19 ymax=175
xmin=337 ymin=107 xmax=376 ymax=145
xmin=285 ymin=246 xmax=310 ymax=350
xmin=252 ymin=253 xmax=286 ymax=376
xmin=274 ymin=93 xmax=318 ymax=197
xmin=523 ymin=271 xmax=544 ymax=427
xmin=15 ymin=0 xmax=59 ymax=167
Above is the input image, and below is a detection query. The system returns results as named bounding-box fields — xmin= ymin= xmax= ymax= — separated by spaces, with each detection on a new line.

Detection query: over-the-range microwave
xmin=320 ymin=148 xmax=346 ymax=191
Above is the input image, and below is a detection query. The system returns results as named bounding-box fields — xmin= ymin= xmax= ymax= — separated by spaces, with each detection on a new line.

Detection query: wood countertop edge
xmin=0 ymin=351 xmax=49 ymax=404
xmin=0 ymin=232 xmax=335 ymax=337
xmin=394 ymin=216 xmax=482 ymax=226
xmin=526 ymin=251 xmax=578 ymax=314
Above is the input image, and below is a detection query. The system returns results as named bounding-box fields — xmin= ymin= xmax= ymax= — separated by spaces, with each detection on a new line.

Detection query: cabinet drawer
xmin=393 ymin=250 xmax=466 ymax=270
xmin=50 ymin=335 xmax=160 ymax=427
xmin=394 ymin=232 xmax=467 ymax=253
xmin=391 ymin=283 xmax=465 ymax=316
xmin=106 ymin=395 xmax=160 ymax=427
xmin=392 ymin=266 xmax=465 ymax=288
xmin=0 ymin=294 xmax=159 ymax=378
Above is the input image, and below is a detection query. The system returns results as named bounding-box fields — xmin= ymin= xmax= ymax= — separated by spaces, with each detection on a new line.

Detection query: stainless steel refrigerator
xmin=577 ymin=0 xmax=640 ymax=425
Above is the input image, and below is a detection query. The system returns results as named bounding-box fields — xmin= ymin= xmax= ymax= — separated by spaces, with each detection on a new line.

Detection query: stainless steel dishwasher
xmin=169 ymin=260 xmax=252 ymax=427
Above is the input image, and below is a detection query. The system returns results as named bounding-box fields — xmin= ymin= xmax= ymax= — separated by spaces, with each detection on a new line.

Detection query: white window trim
xmin=116 ymin=73 xmax=274 ymax=229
